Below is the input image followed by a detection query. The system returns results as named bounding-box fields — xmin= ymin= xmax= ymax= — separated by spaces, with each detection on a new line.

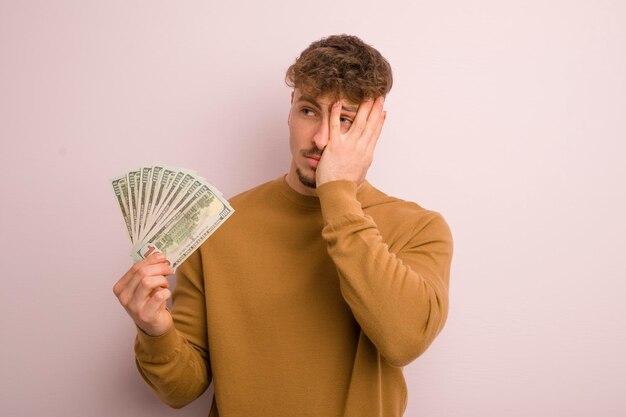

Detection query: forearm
xmin=318 ymin=181 xmax=453 ymax=367
xmin=134 ymin=250 xmax=212 ymax=408
xmin=135 ymin=325 xmax=211 ymax=408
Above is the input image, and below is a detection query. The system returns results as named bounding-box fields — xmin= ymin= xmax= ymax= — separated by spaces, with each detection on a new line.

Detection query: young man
xmin=113 ymin=34 xmax=453 ymax=417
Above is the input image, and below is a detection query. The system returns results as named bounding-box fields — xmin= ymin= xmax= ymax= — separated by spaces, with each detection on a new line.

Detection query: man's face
xmin=286 ymin=88 xmax=358 ymax=195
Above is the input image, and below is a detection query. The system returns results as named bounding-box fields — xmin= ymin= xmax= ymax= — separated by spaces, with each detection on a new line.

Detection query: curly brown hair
xmin=285 ymin=34 xmax=393 ymax=104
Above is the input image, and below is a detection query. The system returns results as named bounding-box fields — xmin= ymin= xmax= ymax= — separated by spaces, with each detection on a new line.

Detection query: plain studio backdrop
xmin=1 ymin=1 xmax=625 ymax=416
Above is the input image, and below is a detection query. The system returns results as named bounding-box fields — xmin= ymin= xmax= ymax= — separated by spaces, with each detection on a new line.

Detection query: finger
xmin=113 ymin=252 xmax=168 ymax=296
xmin=140 ymin=287 xmax=172 ymax=324
xmin=329 ymin=100 xmax=342 ymax=141
xmin=116 ymin=259 xmax=171 ymax=301
xmin=130 ymin=274 xmax=170 ymax=310
xmin=362 ymin=96 xmax=384 ymax=134
xmin=121 ymin=262 xmax=172 ymax=301
xmin=116 ymin=263 xmax=173 ymax=307
xmin=348 ymin=98 xmax=375 ymax=139
xmin=366 ymin=110 xmax=387 ymax=156
xmin=360 ymin=97 xmax=384 ymax=148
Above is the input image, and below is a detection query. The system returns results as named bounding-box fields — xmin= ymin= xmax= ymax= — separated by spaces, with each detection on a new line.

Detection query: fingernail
xmin=156 ymin=253 xmax=165 ymax=260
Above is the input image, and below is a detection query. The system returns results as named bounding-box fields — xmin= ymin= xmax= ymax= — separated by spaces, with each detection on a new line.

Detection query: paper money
xmin=112 ymin=165 xmax=234 ymax=270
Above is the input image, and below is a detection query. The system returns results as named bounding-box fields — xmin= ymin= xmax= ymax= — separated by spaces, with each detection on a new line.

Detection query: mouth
xmin=302 ymin=150 xmax=321 ymax=168
xmin=305 ymin=156 xmax=319 ymax=168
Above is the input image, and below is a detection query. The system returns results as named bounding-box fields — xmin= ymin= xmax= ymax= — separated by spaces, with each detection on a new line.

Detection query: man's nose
xmin=313 ymin=119 xmax=329 ymax=150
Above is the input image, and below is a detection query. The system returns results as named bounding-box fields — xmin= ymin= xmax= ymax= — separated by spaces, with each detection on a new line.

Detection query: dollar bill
xmin=111 ymin=165 xmax=234 ymax=270
xmin=133 ymin=184 xmax=233 ymax=268
xmin=127 ymin=169 xmax=141 ymax=243
xmin=145 ymin=167 xmax=177 ymax=228
xmin=136 ymin=166 xmax=151 ymax=239
xmin=111 ymin=176 xmax=132 ymax=242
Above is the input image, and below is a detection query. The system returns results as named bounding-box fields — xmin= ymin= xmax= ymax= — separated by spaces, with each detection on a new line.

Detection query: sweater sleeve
xmin=134 ymin=248 xmax=212 ymax=408
xmin=317 ymin=180 xmax=453 ymax=367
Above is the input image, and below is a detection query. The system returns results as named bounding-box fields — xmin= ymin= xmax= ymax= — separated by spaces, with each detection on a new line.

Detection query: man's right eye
xmin=301 ymin=108 xmax=315 ymax=116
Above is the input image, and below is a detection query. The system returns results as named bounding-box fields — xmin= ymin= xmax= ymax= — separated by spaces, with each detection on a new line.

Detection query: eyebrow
xmin=297 ymin=95 xmax=358 ymax=113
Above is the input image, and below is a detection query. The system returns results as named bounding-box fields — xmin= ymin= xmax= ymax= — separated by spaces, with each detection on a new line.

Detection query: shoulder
xmin=197 ymin=178 xmax=281 ymax=252
xmin=363 ymin=184 xmax=452 ymax=247
xmin=362 ymin=183 xmax=432 ymax=220
xmin=229 ymin=177 xmax=282 ymax=208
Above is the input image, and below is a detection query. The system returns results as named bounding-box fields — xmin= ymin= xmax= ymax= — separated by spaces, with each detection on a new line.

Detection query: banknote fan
xmin=111 ymin=166 xmax=234 ymax=270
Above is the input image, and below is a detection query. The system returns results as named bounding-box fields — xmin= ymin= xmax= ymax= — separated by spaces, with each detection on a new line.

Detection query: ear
xmin=290 ymin=90 xmax=294 ymax=104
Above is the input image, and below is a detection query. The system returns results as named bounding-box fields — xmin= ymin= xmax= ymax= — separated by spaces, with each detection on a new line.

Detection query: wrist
xmin=316 ymin=172 xmax=363 ymax=187
xmin=135 ymin=323 xmax=180 ymax=360
xmin=316 ymin=180 xmax=363 ymax=221
xmin=136 ymin=310 xmax=173 ymax=337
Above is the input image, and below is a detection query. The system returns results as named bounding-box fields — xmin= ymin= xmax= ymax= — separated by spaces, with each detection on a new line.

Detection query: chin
xmin=296 ymin=168 xmax=317 ymax=189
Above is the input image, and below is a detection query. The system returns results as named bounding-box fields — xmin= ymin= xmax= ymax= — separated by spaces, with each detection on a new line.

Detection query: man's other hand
xmin=316 ymin=96 xmax=386 ymax=187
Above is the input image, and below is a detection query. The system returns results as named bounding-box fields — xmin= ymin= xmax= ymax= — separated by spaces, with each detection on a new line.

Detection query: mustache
xmin=302 ymin=147 xmax=323 ymax=158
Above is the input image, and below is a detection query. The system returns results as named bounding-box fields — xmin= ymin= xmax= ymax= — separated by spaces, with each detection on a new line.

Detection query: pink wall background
xmin=1 ymin=1 xmax=625 ymax=416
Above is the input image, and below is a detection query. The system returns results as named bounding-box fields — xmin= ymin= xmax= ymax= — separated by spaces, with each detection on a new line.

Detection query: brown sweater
xmin=134 ymin=176 xmax=453 ymax=417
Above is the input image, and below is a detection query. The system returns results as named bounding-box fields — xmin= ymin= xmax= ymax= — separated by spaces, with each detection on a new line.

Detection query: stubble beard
xmin=296 ymin=146 xmax=323 ymax=189
xmin=296 ymin=167 xmax=317 ymax=189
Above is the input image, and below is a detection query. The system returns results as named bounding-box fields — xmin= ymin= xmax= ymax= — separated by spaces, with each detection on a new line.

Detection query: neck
xmin=285 ymin=169 xmax=318 ymax=197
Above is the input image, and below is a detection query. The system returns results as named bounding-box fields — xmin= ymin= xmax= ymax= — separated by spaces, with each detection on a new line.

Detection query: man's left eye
xmin=340 ymin=117 xmax=352 ymax=124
